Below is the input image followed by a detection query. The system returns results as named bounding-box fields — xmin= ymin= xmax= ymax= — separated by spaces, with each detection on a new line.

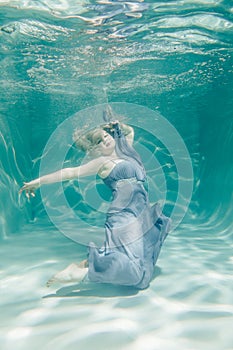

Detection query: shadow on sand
xmin=43 ymin=266 xmax=161 ymax=298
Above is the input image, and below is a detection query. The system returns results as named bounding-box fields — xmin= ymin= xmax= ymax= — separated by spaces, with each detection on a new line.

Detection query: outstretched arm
xmin=19 ymin=156 xmax=105 ymax=199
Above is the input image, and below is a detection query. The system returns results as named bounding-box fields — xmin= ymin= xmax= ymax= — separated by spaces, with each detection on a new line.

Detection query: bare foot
xmin=46 ymin=263 xmax=88 ymax=287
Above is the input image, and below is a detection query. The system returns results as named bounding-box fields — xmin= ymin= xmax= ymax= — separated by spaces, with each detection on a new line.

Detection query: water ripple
xmin=1 ymin=1 xmax=232 ymax=43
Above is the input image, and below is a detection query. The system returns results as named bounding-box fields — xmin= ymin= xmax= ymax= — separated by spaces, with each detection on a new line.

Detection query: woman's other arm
xmin=105 ymin=121 xmax=134 ymax=145
xmin=120 ymin=123 xmax=134 ymax=145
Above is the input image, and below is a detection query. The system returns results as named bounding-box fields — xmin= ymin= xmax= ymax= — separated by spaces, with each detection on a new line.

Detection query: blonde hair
xmin=72 ymin=127 xmax=105 ymax=153
xmin=73 ymin=106 xmax=123 ymax=152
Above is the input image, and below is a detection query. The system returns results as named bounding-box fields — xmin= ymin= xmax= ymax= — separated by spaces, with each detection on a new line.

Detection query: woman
xmin=20 ymin=113 xmax=171 ymax=290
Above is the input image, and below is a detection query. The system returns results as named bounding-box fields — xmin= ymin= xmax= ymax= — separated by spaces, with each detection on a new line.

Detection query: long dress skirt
xmin=87 ymin=181 xmax=171 ymax=289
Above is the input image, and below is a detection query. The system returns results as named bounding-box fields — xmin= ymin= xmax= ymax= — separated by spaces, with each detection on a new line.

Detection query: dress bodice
xmin=102 ymin=159 xmax=146 ymax=189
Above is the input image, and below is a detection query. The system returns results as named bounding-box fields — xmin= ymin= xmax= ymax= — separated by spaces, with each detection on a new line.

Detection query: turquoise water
xmin=0 ymin=1 xmax=233 ymax=349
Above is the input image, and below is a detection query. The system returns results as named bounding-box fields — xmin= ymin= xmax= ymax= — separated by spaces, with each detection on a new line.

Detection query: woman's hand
xmin=19 ymin=180 xmax=40 ymax=199
xmin=103 ymin=120 xmax=119 ymax=132
xmin=111 ymin=120 xmax=119 ymax=127
xmin=103 ymin=120 xmax=119 ymax=126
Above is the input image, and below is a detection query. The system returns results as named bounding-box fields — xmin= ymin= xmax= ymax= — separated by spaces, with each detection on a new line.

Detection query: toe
xmin=46 ymin=278 xmax=54 ymax=287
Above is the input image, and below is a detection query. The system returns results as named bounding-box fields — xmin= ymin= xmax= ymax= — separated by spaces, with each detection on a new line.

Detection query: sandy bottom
xmin=1 ymin=219 xmax=233 ymax=350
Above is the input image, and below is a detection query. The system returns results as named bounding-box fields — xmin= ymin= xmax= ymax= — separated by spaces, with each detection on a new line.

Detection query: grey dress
xmin=87 ymin=157 xmax=171 ymax=290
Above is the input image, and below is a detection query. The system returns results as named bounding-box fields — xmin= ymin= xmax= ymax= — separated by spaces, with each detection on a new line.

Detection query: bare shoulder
xmin=84 ymin=156 xmax=107 ymax=172
xmin=78 ymin=156 xmax=122 ymax=178
xmin=72 ymin=156 xmax=107 ymax=177
xmin=82 ymin=156 xmax=111 ymax=172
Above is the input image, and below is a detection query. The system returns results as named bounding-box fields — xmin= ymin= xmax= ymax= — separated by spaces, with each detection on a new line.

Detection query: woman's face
xmin=92 ymin=129 xmax=115 ymax=156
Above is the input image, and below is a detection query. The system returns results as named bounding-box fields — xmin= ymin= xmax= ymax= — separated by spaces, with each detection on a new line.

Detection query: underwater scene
xmin=0 ymin=0 xmax=233 ymax=349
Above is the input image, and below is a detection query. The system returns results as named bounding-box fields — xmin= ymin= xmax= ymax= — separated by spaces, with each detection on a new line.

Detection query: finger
xmin=20 ymin=186 xmax=26 ymax=193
